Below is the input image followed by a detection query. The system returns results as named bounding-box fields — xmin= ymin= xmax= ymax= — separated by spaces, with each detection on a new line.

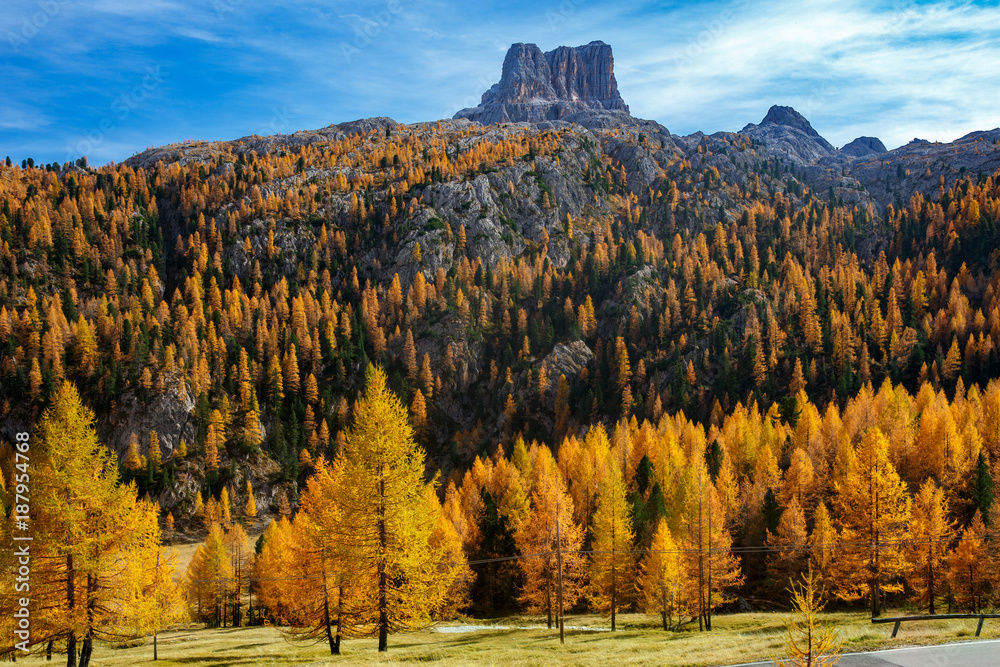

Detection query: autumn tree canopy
xmin=5 ymin=382 xmax=177 ymax=667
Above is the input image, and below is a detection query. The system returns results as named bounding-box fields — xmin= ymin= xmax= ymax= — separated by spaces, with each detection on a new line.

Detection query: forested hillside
xmin=3 ymin=110 xmax=1000 ymax=620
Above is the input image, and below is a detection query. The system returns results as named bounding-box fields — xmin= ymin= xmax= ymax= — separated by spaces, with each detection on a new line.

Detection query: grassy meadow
xmin=14 ymin=611 xmax=1000 ymax=667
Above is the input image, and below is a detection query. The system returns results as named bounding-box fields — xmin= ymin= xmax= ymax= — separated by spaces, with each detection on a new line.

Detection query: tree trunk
xmin=871 ymin=577 xmax=880 ymax=618
xmin=872 ymin=482 xmax=881 ymax=618
xmin=706 ymin=498 xmax=712 ymax=632
xmin=323 ymin=575 xmax=336 ymax=656
xmin=611 ymin=564 xmax=616 ymax=632
xmin=488 ymin=562 xmax=496 ymax=612
xmin=235 ymin=560 xmax=241 ymax=627
xmin=79 ymin=575 xmax=96 ymax=667
xmin=67 ymin=554 xmax=76 ymax=667
xmin=546 ymin=576 xmax=552 ymax=629
xmin=971 ymin=565 xmax=976 ymax=613
xmin=378 ymin=475 xmax=388 ymax=652
xmin=555 ymin=518 xmax=565 ymax=644
xmin=661 ymin=585 xmax=668 ymax=630
xmin=154 ymin=552 xmax=161 ymax=659
xmin=334 ymin=584 xmax=343 ymax=655
xmin=928 ymin=543 xmax=935 ymax=615
xmin=698 ymin=479 xmax=704 ymax=633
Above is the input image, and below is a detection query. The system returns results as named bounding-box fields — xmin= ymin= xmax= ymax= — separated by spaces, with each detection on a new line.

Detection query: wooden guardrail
xmin=872 ymin=613 xmax=1000 ymax=638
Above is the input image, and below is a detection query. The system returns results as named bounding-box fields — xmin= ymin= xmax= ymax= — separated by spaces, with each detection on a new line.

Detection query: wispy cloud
xmin=173 ymin=27 xmax=226 ymax=44
xmin=0 ymin=105 xmax=49 ymax=132
xmin=89 ymin=0 xmax=184 ymax=16
xmin=616 ymin=0 xmax=1000 ymax=148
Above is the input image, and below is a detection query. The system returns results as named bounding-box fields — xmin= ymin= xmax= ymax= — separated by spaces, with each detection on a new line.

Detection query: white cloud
xmin=613 ymin=0 xmax=1000 ymax=148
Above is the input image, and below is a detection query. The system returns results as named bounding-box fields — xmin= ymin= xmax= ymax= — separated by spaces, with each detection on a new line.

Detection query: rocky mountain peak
xmin=739 ymin=104 xmax=836 ymax=164
xmin=454 ymin=40 xmax=629 ymax=125
xmin=840 ymin=136 xmax=887 ymax=158
xmin=760 ymin=105 xmax=821 ymax=139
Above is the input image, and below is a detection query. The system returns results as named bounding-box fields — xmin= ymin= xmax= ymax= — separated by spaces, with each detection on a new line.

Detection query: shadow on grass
xmin=225 ymin=643 xmax=271 ymax=651
xmin=163 ymin=658 xmax=254 ymax=666
xmin=739 ymin=624 xmax=784 ymax=635
xmin=425 ymin=638 xmax=483 ymax=650
xmin=216 ymin=627 xmax=259 ymax=634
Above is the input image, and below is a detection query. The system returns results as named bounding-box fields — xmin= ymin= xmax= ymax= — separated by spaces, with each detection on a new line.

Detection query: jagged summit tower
xmin=454 ymin=41 xmax=629 ymax=125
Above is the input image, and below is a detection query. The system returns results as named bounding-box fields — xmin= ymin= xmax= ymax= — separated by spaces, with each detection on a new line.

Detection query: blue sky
xmin=3 ymin=0 xmax=999 ymax=165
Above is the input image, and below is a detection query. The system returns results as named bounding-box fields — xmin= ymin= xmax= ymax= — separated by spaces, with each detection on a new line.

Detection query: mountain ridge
xmin=120 ymin=40 xmax=1000 ymax=212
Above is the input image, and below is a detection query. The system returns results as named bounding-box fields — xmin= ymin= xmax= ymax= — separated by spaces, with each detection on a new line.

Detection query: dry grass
xmin=13 ymin=611 xmax=1000 ymax=666
xmin=162 ymin=540 xmax=201 ymax=579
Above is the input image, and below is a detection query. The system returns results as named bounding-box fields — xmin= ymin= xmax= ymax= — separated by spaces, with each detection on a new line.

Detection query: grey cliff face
xmin=455 ymin=40 xmax=629 ymax=124
xmin=489 ymin=43 xmax=555 ymax=104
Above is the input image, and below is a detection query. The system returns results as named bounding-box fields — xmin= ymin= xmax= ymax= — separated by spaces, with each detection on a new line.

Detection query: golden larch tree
xmin=775 ymin=567 xmax=842 ymax=667
xmin=125 ymin=432 xmax=144 ymax=472
xmin=640 ymin=517 xmax=686 ymax=630
xmin=127 ymin=550 xmax=186 ymax=661
xmin=410 ymin=388 xmax=428 ymax=440
xmin=245 ymin=480 xmax=257 ymax=518
xmin=588 ymin=465 xmax=635 ymax=630
xmin=328 ymin=365 xmax=458 ymax=651
xmin=253 ymin=518 xmax=294 ymax=625
xmin=225 ymin=522 xmax=253 ymax=626
xmin=403 ymin=328 xmax=418 ymax=382
xmin=948 ymin=510 xmax=990 ymax=612
xmin=768 ymin=496 xmax=809 ymax=592
xmin=808 ymin=502 xmax=837 ymax=592
xmin=681 ymin=458 xmax=742 ymax=631
xmin=185 ymin=522 xmax=234 ymax=626
xmin=830 ymin=427 xmax=911 ymax=616
xmin=515 ymin=446 xmax=585 ymax=630
xmin=906 ymin=479 xmax=953 ymax=613
xmin=24 ymin=382 xmax=168 ymax=667
xmin=420 ymin=352 xmax=434 ymax=397
xmin=220 ymin=486 xmax=232 ymax=525
xmin=148 ymin=430 xmax=161 ymax=472
xmin=288 ymin=461 xmax=366 ymax=654
xmin=425 ymin=484 xmax=474 ymax=618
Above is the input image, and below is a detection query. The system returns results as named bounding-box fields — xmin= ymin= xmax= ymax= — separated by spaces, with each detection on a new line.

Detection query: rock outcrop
xmin=541 ymin=341 xmax=595 ymax=382
xmin=455 ymin=41 xmax=629 ymax=125
xmin=841 ymin=136 xmax=887 ymax=158
xmin=98 ymin=385 xmax=197 ymax=462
